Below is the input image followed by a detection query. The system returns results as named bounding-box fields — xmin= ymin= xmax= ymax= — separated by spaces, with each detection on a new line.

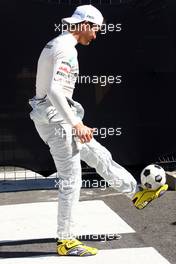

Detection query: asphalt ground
xmin=0 ymin=186 xmax=175 ymax=263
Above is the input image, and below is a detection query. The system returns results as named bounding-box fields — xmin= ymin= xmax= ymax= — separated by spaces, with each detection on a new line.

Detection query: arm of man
xmin=47 ymin=50 xmax=94 ymax=143
xmin=47 ymin=50 xmax=78 ymax=126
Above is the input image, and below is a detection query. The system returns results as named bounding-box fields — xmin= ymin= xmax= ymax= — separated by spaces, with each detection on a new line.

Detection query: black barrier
xmin=0 ymin=0 xmax=176 ymax=175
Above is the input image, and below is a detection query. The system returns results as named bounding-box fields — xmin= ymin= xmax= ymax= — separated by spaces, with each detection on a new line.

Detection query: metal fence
xmin=34 ymin=0 xmax=133 ymax=4
xmin=0 ymin=166 xmax=99 ymax=192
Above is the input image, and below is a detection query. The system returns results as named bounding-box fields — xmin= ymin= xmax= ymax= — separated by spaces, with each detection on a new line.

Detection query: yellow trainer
xmin=132 ymin=184 xmax=168 ymax=209
xmin=57 ymin=239 xmax=98 ymax=256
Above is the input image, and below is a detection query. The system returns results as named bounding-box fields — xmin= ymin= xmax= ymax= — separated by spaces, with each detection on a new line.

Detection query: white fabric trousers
xmin=29 ymin=97 xmax=138 ymax=239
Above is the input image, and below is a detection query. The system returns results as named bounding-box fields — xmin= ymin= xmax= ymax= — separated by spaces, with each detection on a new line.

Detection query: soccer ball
xmin=140 ymin=164 xmax=166 ymax=190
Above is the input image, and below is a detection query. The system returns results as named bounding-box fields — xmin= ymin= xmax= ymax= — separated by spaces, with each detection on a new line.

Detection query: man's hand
xmin=73 ymin=123 xmax=94 ymax=143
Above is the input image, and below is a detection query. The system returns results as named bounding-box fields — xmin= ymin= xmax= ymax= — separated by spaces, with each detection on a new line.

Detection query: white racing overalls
xmin=29 ymin=31 xmax=138 ymax=239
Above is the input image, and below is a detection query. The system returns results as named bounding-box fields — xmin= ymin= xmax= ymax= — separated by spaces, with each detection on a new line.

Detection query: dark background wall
xmin=0 ymin=0 xmax=176 ymax=175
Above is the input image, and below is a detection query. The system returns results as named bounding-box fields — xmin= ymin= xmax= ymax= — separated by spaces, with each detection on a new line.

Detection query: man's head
xmin=62 ymin=5 xmax=104 ymax=45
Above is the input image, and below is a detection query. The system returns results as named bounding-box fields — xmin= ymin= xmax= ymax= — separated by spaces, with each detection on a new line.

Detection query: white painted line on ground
xmin=0 ymin=248 xmax=171 ymax=264
xmin=0 ymin=200 xmax=135 ymax=242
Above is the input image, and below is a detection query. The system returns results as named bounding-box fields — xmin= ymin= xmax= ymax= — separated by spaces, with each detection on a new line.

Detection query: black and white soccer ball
xmin=140 ymin=164 xmax=166 ymax=190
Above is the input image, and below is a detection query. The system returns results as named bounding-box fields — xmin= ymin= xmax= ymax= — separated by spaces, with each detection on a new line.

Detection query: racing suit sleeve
xmin=47 ymin=50 xmax=79 ymax=126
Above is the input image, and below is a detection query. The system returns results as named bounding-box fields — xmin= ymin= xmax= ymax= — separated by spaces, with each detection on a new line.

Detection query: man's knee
xmin=57 ymin=177 xmax=81 ymax=195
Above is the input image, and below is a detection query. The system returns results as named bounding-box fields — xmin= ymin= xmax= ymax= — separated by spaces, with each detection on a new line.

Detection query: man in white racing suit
xmin=29 ymin=4 xmax=168 ymax=257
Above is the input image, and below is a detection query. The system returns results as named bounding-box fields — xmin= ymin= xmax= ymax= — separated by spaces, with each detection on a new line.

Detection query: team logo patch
xmin=45 ymin=44 xmax=53 ymax=49
xmin=57 ymin=61 xmax=71 ymax=74
xmin=54 ymin=71 xmax=67 ymax=81
xmin=86 ymin=15 xmax=95 ymax=20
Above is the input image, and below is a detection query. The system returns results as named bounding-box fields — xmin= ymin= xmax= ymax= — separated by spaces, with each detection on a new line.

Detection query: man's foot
xmin=57 ymin=239 xmax=98 ymax=256
xmin=132 ymin=184 xmax=168 ymax=209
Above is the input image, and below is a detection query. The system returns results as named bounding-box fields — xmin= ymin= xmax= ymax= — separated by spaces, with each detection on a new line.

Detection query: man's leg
xmin=34 ymin=122 xmax=98 ymax=256
xmin=80 ymin=138 xmax=138 ymax=198
xmin=80 ymin=138 xmax=168 ymax=208
xmin=34 ymin=122 xmax=81 ymax=239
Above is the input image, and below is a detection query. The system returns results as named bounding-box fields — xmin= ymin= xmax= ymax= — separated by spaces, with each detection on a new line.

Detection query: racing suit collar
xmin=61 ymin=31 xmax=78 ymax=46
